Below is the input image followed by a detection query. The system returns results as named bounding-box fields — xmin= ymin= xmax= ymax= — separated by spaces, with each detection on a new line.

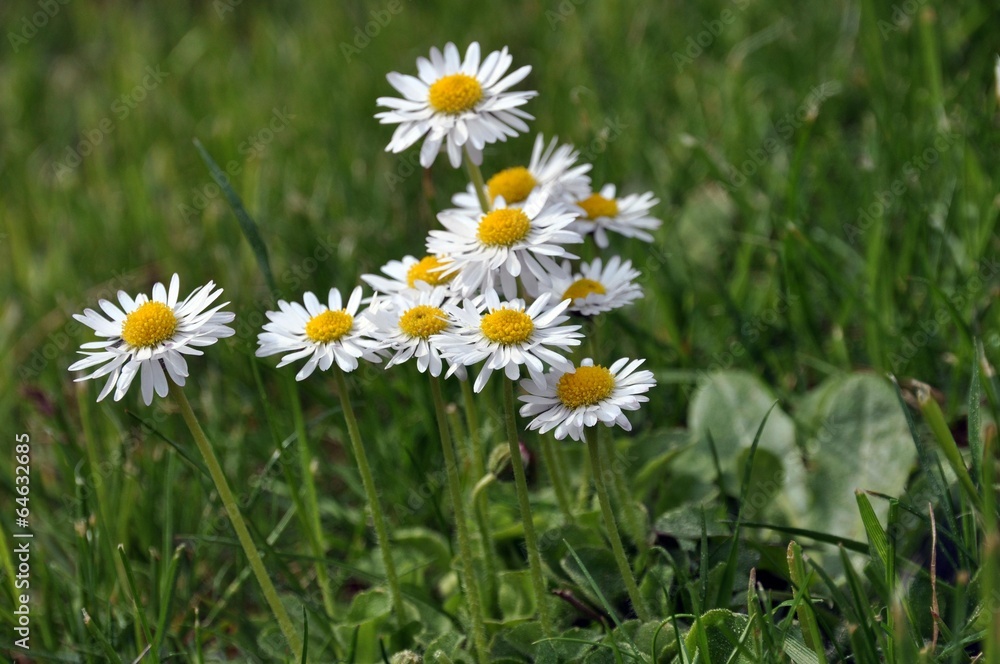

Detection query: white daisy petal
xmin=534 ymin=256 xmax=643 ymax=317
xmin=376 ymin=42 xmax=537 ymax=168
xmin=516 ymin=357 xmax=656 ymax=441
xmin=571 ymin=184 xmax=663 ymax=248
xmin=427 ymin=195 xmax=582 ymax=298
xmin=366 ymin=286 xmax=463 ymax=379
xmin=68 ymin=275 xmax=235 ymax=404
xmin=256 ymin=287 xmax=379 ymax=379
xmin=435 ymin=289 xmax=583 ymax=393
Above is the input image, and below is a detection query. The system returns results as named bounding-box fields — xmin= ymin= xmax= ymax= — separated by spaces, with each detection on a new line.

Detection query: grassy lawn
xmin=2 ymin=0 xmax=999 ymax=660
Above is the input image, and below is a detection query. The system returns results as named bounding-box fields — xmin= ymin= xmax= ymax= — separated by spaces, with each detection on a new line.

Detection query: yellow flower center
xmin=304 ymin=310 xmax=353 ymax=344
xmin=562 ymin=278 xmax=607 ymax=302
xmin=428 ymin=73 xmax=483 ymax=115
xmin=556 ymin=365 xmax=616 ymax=409
xmin=477 ymin=208 xmax=531 ymax=247
xmin=480 ymin=308 xmax=534 ymax=345
xmin=398 ymin=305 xmax=449 ymax=339
xmin=577 ymin=193 xmax=619 ymax=220
xmin=121 ymin=301 xmax=177 ymax=348
xmin=487 ymin=166 xmax=537 ymax=204
xmin=406 ymin=255 xmax=455 ymax=288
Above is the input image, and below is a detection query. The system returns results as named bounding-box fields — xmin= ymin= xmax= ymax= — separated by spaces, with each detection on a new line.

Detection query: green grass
xmin=2 ymin=0 xmax=999 ymax=661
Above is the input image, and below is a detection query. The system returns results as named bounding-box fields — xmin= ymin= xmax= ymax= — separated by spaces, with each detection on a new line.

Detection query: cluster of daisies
xmin=69 ymin=41 xmax=659 ymax=444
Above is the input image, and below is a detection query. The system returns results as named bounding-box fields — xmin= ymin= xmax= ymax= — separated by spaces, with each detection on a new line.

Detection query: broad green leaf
xmin=797 ymin=374 xmax=916 ymax=549
xmin=344 ymin=588 xmax=391 ymax=626
xmin=496 ymin=622 xmax=603 ymax=662
xmin=782 ymin=632 xmax=822 ymax=664
xmin=688 ymin=371 xmax=806 ymax=523
xmin=634 ymin=620 xmax=680 ymax=662
xmin=680 ymin=609 xmax=753 ymax=664
xmin=498 ymin=570 xmax=537 ymax=622
xmin=561 ymin=546 xmax=628 ymax=612
xmin=654 ymin=506 xmax=731 ymax=540
xmin=392 ymin=526 xmax=452 ymax=571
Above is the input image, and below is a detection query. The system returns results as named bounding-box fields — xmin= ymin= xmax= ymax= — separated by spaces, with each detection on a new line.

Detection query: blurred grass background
xmin=2 ymin=0 xmax=999 ymax=658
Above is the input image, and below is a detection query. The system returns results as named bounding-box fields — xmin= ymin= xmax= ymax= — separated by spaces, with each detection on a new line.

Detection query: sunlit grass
xmin=2 ymin=0 xmax=999 ymax=660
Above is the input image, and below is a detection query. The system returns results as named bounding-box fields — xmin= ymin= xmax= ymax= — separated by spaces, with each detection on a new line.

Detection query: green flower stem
xmin=464 ymin=148 xmax=491 ymax=213
xmin=917 ymin=389 xmax=982 ymax=510
xmin=172 ymin=388 xmax=304 ymax=662
xmin=540 ymin=434 xmax=575 ymax=524
xmin=576 ymin=444 xmax=592 ymax=509
xmin=287 ymin=378 xmax=337 ymax=619
xmin=429 ymin=376 xmax=490 ymax=660
xmin=503 ymin=378 xmax=554 ymax=634
xmin=460 ymin=379 xmax=499 ymax=613
xmin=605 ymin=436 xmax=647 ymax=552
xmin=471 ymin=473 xmax=500 ymax=617
xmin=333 ymin=368 xmax=407 ymax=626
xmin=585 ymin=426 xmax=650 ymax=621
xmin=461 ymin=378 xmax=487 ymax=479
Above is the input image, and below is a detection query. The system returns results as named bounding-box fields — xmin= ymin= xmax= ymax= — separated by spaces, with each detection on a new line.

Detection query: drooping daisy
xmin=68 ymin=274 xmax=235 ymax=405
xmin=360 ymin=254 xmax=457 ymax=296
xmin=376 ymin=42 xmax=536 ymax=168
xmin=256 ymin=287 xmax=380 ymax=380
xmin=434 ymin=290 xmax=583 ymax=393
xmin=428 ymin=191 xmax=582 ymax=298
xmin=365 ymin=286 xmax=465 ymax=378
xmin=571 ymin=184 xmax=662 ymax=249
xmin=451 ymin=133 xmax=592 ymax=212
xmin=518 ymin=357 xmax=656 ymax=441
xmin=533 ymin=256 xmax=643 ymax=317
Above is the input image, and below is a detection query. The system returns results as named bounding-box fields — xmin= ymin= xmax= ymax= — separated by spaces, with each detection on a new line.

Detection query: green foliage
xmin=3 ymin=0 xmax=1000 ymax=661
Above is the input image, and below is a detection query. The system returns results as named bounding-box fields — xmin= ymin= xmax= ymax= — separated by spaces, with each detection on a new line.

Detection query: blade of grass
xmin=787 ymin=541 xmax=828 ymax=664
xmin=152 ymin=544 xmax=185 ymax=656
xmin=118 ymin=544 xmax=158 ymax=663
xmin=192 ymin=137 xmax=276 ymax=294
xmin=716 ymin=402 xmax=778 ymax=609
xmin=563 ymin=539 xmax=638 ymax=655
xmin=738 ymin=522 xmax=869 ymax=553
xmin=969 ymin=346 xmax=984 ymax=482
xmin=982 ymin=424 xmax=999 ymax=662
xmin=82 ymin=609 xmax=124 ymax=664
xmin=809 ymin=557 xmax=880 ymax=664
xmin=889 ymin=375 xmax=967 ymax=570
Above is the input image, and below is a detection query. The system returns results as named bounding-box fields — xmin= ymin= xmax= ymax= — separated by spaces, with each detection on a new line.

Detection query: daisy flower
xmin=428 ymin=191 xmax=582 ymax=298
xmin=365 ymin=286 xmax=465 ymax=378
xmin=434 ymin=289 xmax=583 ymax=393
xmin=451 ymin=133 xmax=592 ymax=211
xmin=256 ymin=287 xmax=380 ymax=380
xmin=533 ymin=256 xmax=643 ymax=317
xmin=68 ymin=274 xmax=235 ymax=405
xmin=360 ymin=254 xmax=457 ymax=296
xmin=376 ymin=42 xmax=536 ymax=168
xmin=571 ymin=184 xmax=662 ymax=249
xmin=518 ymin=357 xmax=656 ymax=441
